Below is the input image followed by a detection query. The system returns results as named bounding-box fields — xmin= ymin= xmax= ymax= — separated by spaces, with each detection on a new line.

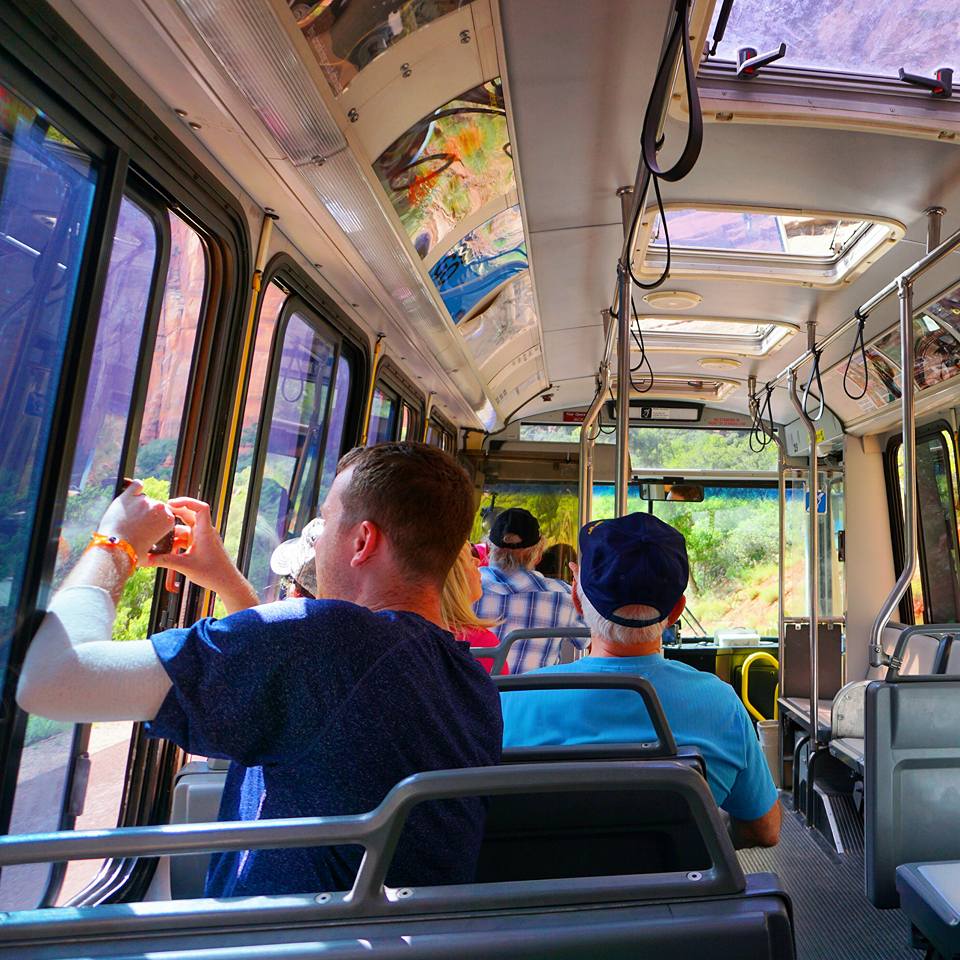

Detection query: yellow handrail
xmin=741 ymin=651 xmax=780 ymax=723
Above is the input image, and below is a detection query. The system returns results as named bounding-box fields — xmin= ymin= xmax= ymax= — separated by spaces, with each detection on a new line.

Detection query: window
xmin=475 ymin=479 xmax=782 ymax=636
xmin=519 ymin=423 xmax=615 ymax=444
xmin=651 ymin=210 xmax=868 ymax=261
xmin=783 ymin=471 xmax=845 ymax=622
xmin=398 ymin=401 xmax=419 ymax=442
xmin=0 ymin=199 xmax=211 ymax=911
xmin=0 ymin=80 xmax=97 ymax=677
xmin=637 ymin=205 xmax=903 ymax=287
xmin=244 ymin=306 xmax=354 ymax=599
xmin=708 ymin=0 xmax=957 ymax=80
xmin=222 ymin=281 xmax=288 ymax=565
xmin=635 ymin=316 xmax=796 ymax=357
xmin=889 ymin=428 xmax=960 ymax=624
xmin=822 ymin=279 xmax=960 ymax=418
xmin=0 ymin=81 xmax=97 ymax=912
xmin=367 ymin=384 xmax=398 ymax=445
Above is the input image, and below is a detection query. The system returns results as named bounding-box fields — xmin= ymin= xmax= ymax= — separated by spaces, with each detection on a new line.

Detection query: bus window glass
xmin=55 ymin=197 xmax=159 ymax=584
xmin=368 ymin=386 xmax=396 ymax=444
xmin=318 ymin=350 xmax=351 ymax=502
xmin=222 ymin=281 xmax=287 ymax=565
xmin=247 ymin=312 xmax=337 ymax=599
xmin=474 ymin=476 xmax=781 ymax=637
xmin=0 ymin=82 xmax=97 ymax=678
xmin=894 ymin=433 xmax=960 ymax=623
xmin=0 ymin=84 xmax=97 ymax=912
xmin=783 ymin=472 xmax=845 ymax=623
xmin=131 ymin=212 xmax=207 ymax=496
xmin=20 ymin=197 xmax=158 ymax=908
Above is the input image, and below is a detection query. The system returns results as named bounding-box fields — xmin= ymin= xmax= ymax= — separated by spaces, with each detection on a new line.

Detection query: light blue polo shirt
xmin=500 ymin=654 xmax=778 ymax=822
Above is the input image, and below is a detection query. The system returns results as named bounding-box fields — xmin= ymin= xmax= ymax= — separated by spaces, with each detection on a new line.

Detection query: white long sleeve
xmin=16 ymin=585 xmax=172 ymax=722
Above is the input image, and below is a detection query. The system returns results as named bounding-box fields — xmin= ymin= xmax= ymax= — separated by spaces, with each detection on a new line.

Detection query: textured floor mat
xmin=737 ymin=799 xmax=916 ymax=960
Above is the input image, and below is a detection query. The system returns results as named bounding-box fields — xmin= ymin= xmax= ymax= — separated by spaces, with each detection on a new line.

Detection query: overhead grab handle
xmin=898 ymin=66 xmax=953 ymax=98
xmin=737 ymin=42 xmax=787 ymax=78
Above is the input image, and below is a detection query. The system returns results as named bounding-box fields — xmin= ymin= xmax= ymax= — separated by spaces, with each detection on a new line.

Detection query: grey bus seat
xmin=866 ymin=679 xmax=960 ymax=907
xmin=497 ymin=672 xmax=707 ymax=777
xmin=169 ymin=758 xmax=228 ymax=899
xmin=896 ymin=861 xmax=960 ymax=959
xmin=0 ymin=762 xmax=796 ymax=960
xmin=778 ymin=697 xmax=833 ymax=739
xmin=830 ymin=624 xmax=959 ymax=774
xmin=471 ymin=626 xmax=592 ymax=675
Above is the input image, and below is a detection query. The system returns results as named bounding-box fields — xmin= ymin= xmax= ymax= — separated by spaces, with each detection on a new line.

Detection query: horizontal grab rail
xmin=471 ymin=627 xmax=590 ymax=674
xmin=495 ymin=673 xmax=677 ymax=757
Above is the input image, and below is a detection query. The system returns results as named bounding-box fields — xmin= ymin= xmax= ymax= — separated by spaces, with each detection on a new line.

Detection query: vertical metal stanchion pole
xmin=870 ymin=276 xmax=917 ymax=666
xmin=614 ymin=265 xmax=632 ymax=517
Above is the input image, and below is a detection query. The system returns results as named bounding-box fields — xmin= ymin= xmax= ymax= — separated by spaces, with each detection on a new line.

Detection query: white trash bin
xmin=757 ymin=719 xmax=780 ymax=787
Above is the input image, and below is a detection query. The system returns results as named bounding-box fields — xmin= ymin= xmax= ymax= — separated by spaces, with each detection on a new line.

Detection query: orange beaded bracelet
xmin=85 ymin=532 xmax=138 ymax=572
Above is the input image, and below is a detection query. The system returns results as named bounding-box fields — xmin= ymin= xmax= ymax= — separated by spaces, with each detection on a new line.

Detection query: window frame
xmin=369 ymin=359 xmax=426 ymax=444
xmin=237 ymin=294 xmax=362 ymax=580
xmin=884 ymin=420 xmax=960 ymax=625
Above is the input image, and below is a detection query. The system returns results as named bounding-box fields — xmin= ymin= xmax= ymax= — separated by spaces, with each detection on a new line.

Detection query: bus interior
xmin=0 ymin=0 xmax=959 ymax=957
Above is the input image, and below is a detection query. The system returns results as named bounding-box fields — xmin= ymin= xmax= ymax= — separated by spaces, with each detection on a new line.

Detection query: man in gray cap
xmin=475 ymin=507 xmax=586 ymax=673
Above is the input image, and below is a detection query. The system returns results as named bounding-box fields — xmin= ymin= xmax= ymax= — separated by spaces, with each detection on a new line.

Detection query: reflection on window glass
xmin=895 ymin=434 xmax=960 ymax=624
xmin=291 ymin=0 xmax=471 ymax=96
xmin=318 ymin=350 xmax=351 ymax=500
xmin=823 ymin=282 xmax=960 ymax=416
xmin=429 ymin=205 xmax=528 ymax=322
xmin=368 ymin=386 xmax=397 ymax=445
xmin=55 ymin=197 xmax=158 ymax=587
xmin=650 ymin=209 xmax=866 ymax=261
xmin=247 ymin=313 xmax=337 ymax=599
xmin=133 ymin=212 xmax=207 ymax=496
xmin=0 ymin=82 xmax=97 ymax=670
xmin=106 ymin=213 xmax=207 ymax=648
xmin=223 ymin=281 xmax=288 ymax=565
xmin=708 ymin=0 xmax=956 ymax=80
xmin=374 ymin=79 xmax=513 ymax=259
xmin=0 ymin=81 xmax=97 ymax=912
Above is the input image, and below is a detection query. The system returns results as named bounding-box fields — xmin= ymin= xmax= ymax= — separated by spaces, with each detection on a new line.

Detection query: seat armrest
xmin=832 ymin=680 xmax=870 ymax=739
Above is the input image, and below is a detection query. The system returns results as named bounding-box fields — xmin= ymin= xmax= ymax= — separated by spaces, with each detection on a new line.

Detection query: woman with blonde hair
xmin=442 ymin=541 xmax=505 ymax=674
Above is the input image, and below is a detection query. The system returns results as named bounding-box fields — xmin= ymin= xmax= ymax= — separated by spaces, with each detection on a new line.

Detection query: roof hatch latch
xmin=736 ymin=42 xmax=787 ymax=78
xmin=898 ymin=66 xmax=953 ymax=98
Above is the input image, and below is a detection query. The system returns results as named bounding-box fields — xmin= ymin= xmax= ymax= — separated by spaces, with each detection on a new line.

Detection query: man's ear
xmin=571 ymin=575 xmax=583 ymax=616
xmin=665 ymin=594 xmax=686 ymax=627
xmin=349 ymin=520 xmax=382 ymax=567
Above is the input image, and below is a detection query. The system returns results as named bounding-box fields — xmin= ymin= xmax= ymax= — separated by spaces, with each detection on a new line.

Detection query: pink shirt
xmin=457 ymin=625 xmax=508 ymax=675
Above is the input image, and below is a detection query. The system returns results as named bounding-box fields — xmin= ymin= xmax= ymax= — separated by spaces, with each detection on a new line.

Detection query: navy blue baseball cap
xmin=578 ymin=513 xmax=689 ymax=628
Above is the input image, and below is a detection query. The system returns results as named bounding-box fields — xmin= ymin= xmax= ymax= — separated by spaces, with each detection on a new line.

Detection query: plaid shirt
xmin=475 ymin=566 xmax=587 ymax=674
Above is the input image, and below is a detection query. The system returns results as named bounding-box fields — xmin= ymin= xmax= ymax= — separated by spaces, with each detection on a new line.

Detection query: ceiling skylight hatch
xmin=682 ymin=0 xmax=960 ymax=140
xmin=614 ymin=374 xmax=740 ymax=404
xmin=635 ymin=315 xmax=798 ymax=357
xmin=636 ymin=204 xmax=904 ymax=286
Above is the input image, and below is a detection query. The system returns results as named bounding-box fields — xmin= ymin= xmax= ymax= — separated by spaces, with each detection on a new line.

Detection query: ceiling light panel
xmin=175 ymin=0 xmax=497 ymax=428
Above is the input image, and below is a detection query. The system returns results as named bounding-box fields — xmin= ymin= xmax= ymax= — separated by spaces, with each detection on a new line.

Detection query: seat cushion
xmin=897 ymin=861 xmax=960 ymax=958
xmin=829 ymin=737 xmax=864 ymax=774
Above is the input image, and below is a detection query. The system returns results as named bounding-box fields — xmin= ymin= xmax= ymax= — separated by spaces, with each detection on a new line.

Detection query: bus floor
xmin=738 ymin=793 xmax=915 ymax=960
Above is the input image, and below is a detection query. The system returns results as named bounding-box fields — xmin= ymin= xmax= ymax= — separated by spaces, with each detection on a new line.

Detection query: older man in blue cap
xmin=500 ymin=512 xmax=780 ymax=848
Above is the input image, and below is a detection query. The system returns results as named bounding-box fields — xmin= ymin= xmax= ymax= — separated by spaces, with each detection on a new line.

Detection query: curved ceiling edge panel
xmin=175 ymin=0 xmax=500 ymax=430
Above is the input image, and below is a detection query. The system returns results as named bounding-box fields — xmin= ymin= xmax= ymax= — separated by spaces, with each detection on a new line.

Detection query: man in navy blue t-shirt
xmin=18 ymin=443 xmax=502 ymax=897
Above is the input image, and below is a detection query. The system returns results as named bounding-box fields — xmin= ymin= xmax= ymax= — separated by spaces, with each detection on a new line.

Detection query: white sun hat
xmin=269 ymin=517 xmax=324 ymax=596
